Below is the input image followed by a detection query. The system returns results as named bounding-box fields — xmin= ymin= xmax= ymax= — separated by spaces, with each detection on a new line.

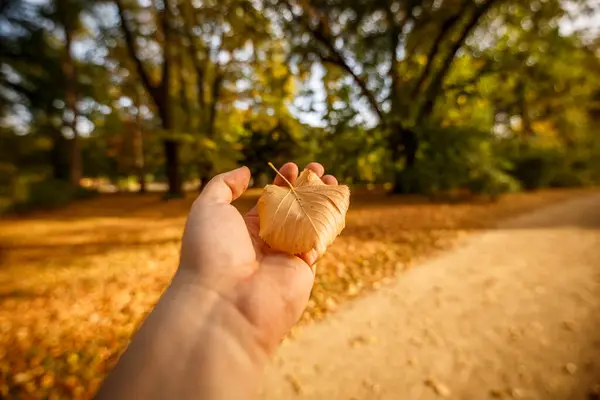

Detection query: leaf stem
xmin=268 ymin=162 xmax=296 ymax=192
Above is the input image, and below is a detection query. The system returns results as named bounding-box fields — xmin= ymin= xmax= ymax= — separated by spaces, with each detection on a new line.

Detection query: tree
xmin=115 ymin=0 xmax=270 ymax=194
xmin=1 ymin=0 xmax=102 ymax=186
xmin=1 ymin=31 xmax=68 ymax=181
xmin=239 ymin=40 xmax=315 ymax=183
xmin=115 ymin=0 xmax=184 ymax=196
xmin=175 ymin=0 xmax=270 ymax=187
xmin=269 ymin=0 xmax=559 ymax=191
xmin=2 ymin=0 xmax=599 ymax=213
xmin=50 ymin=0 xmax=90 ymax=186
xmin=267 ymin=0 xmax=600 ymax=191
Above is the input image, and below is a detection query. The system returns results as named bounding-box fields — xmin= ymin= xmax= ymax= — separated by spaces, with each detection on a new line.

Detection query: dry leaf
xmin=425 ymin=378 xmax=452 ymax=397
xmin=258 ymin=164 xmax=350 ymax=255
xmin=285 ymin=374 xmax=303 ymax=394
xmin=294 ymin=168 xmax=324 ymax=187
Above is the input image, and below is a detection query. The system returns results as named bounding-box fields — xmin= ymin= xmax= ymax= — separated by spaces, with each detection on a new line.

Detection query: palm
xmin=179 ymin=162 xmax=337 ymax=351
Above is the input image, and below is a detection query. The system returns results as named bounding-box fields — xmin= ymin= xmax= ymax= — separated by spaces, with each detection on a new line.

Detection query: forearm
xmin=96 ymin=271 xmax=268 ymax=400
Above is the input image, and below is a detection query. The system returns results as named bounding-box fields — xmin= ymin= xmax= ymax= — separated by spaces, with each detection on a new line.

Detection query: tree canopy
xmin=1 ymin=0 xmax=599 ymax=209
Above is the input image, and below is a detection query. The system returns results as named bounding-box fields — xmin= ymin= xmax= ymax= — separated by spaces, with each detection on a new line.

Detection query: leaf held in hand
xmin=258 ymin=163 xmax=350 ymax=255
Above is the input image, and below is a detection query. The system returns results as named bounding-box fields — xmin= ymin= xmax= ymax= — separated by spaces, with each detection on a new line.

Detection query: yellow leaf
xmin=41 ymin=373 xmax=55 ymax=389
xmin=284 ymin=76 xmax=297 ymax=97
xmin=199 ymin=137 xmax=217 ymax=150
xmin=258 ymin=163 xmax=350 ymax=254
xmin=293 ymin=168 xmax=324 ymax=187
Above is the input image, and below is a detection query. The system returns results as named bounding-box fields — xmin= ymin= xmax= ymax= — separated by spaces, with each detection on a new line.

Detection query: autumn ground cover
xmin=0 ymin=188 xmax=594 ymax=399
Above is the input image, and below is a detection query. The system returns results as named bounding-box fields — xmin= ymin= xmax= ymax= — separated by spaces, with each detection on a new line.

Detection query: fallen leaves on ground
xmin=0 ymin=188 xmax=592 ymax=398
xmin=424 ymin=377 xmax=452 ymax=397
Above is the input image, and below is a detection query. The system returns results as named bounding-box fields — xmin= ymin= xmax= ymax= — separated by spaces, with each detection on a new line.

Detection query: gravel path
xmin=260 ymin=194 xmax=600 ymax=400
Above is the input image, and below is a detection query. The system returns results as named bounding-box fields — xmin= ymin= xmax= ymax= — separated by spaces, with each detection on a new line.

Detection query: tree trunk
xmin=196 ymin=160 xmax=212 ymax=192
xmin=391 ymin=127 xmax=419 ymax=194
xmin=63 ymin=27 xmax=81 ymax=186
xmin=50 ymin=127 xmax=70 ymax=181
xmin=69 ymin=132 xmax=81 ymax=186
xmin=133 ymin=115 xmax=146 ymax=193
xmin=116 ymin=0 xmax=181 ymax=197
xmin=161 ymin=109 xmax=182 ymax=197
xmin=416 ymin=0 xmax=499 ymax=126
xmin=155 ymin=59 xmax=182 ymax=197
xmin=132 ymin=89 xmax=147 ymax=193
xmin=518 ymin=80 xmax=534 ymax=137
xmin=195 ymin=72 xmax=223 ymax=192
xmin=164 ymin=140 xmax=181 ymax=197
xmin=157 ymin=98 xmax=182 ymax=197
xmin=404 ymin=129 xmax=418 ymax=170
xmin=137 ymin=166 xmax=147 ymax=193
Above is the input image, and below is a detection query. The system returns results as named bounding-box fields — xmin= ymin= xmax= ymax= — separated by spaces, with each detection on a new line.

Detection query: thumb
xmin=197 ymin=166 xmax=251 ymax=205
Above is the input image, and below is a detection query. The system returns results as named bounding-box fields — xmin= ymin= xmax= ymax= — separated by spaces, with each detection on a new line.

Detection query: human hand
xmin=96 ymin=162 xmax=340 ymax=400
xmin=178 ymin=162 xmax=339 ymax=354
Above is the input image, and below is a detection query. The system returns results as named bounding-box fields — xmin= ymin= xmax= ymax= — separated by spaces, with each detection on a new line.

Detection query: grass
xmin=0 ymin=187 xmax=594 ymax=399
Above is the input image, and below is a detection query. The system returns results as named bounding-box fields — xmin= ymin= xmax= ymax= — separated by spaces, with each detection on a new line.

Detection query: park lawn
xmin=0 ymin=188 xmax=594 ymax=398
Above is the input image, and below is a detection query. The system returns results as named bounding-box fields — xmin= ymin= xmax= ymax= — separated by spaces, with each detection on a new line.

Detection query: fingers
xmin=273 ymin=162 xmax=298 ymax=186
xmin=248 ymin=253 xmax=316 ymax=341
xmin=322 ymin=175 xmax=338 ymax=185
xmin=299 ymin=248 xmax=319 ymax=271
xmin=304 ymin=162 xmax=325 ymax=178
xmin=197 ymin=166 xmax=251 ymax=205
xmin=297 ymin=249 xmax=324 ymax=268
xmin=272 ymin=162 xmax=332 ymax=187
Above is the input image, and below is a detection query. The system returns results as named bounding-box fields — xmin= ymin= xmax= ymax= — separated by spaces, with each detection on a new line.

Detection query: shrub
xmin=7 ymin=179 xmax=98 ymax=213
xmin=315 ymin=126 xmax=392 ymax=185
xmin=466 ymin=168 xmax=521 ymax=199
xmin=505 ymin=147 xmax=560 ymax=190
xmin=408 ymin=125 xmax=520 ymax=197
xmin=499 ymin=141 xmax=598 ymax=190
xmin=25 ymin=179 xmax=77 ymax=209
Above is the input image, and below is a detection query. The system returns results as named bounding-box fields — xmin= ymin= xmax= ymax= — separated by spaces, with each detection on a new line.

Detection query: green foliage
xmin=505 ymin=146 xmax=560 ymax=190
xmin=499 ymin=139 xmax=600 ymax=191
xmin=0 ymin=164 xmax=21 ymax=213
xmin=241 ymin=121 xmax=299 ymax=180
xmin=315 ymin=126 xmax=391 ymax=185
xmin=1 ymin=0 xmax=600 ymax=209
xmin=9 ymin=178 xmax=97 ymax=212
xmin=27 ymin=179 xmax=76 ymax=208
xmin=408 ymin=125 xmax=520 ymax=197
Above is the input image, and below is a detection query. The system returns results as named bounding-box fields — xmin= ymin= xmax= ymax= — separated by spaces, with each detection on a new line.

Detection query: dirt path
xmin=261 ymin=194 xmax=600 ymax=400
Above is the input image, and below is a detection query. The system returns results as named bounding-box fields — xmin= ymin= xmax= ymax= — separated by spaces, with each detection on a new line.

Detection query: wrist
xmin=167 ymin=270 xmax=269 ymax=398
xmin=97 ymin=271 xmax=269 ymax=400
xmin=169 ymin=269 xmax=270 ymax=367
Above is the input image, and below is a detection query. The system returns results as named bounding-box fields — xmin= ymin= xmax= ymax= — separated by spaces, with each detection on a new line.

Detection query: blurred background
xmin=1 ymin=0 xmax=599 ymax=206
xmin=0 ymin=0 xmax=599 ymax=398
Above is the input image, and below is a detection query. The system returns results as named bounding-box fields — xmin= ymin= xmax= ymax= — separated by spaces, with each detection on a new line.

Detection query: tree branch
xmin=385 ymin=6 xmax=400 ymax=116
xmin=416 ymin=0 xmax=499 ymax=125
xmin=207 ymin=69 xmax=224 ymax=139
xmin=443 ymin=58 xmax=495 ymax=91
xmin=517 ymin=79 xmax=534 ymax=136
xmin=157 ymin=0 xmax=171 ymax=120
xmin=411 ymin=0 xmax=472 ymax=99
xmin=318 ymin=53 xmax=384 ymax=122
xmin=178 ymin=0 xmax=206 ymax=111
xmin=115 ymin=0 xmax=158 ymax=104
xmin=176 ymin=32 xmax=192 ymax=132
xmin=385 ymin=1 xmax=420 ymax=121
xmin=286 ymin=0 xmax=384 ymax=122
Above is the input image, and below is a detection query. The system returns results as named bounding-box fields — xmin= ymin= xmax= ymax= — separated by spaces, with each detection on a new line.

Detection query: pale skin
xmin=96 ymin=162 xmax=338 ymax=400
